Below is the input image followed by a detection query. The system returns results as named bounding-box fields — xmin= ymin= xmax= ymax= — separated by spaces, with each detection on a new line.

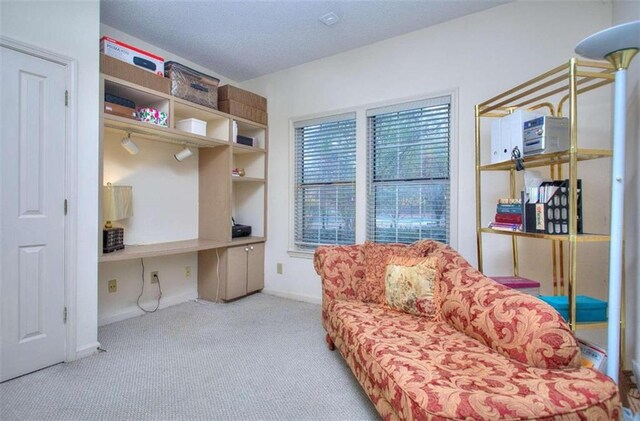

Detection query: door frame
xmin=1 ymin=36 xmax=79 ymax=362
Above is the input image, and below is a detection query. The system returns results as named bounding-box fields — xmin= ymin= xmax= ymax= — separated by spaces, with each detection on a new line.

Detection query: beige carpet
xmin=0 ymin=293 xmax=379 ymax=420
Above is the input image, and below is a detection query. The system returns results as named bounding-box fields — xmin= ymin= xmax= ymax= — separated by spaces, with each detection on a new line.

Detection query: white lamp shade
xmin=575 ymin=20 xmax=639 ymax=60
xmin=103 ymin=185 xmax=133 ymax=222
xmin=174 ymin=147 xmax=193 ymax=161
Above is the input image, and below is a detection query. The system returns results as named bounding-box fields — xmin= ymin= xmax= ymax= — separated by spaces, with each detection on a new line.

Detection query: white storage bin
xmin=176 ymin=118 xmax=207 ymax=136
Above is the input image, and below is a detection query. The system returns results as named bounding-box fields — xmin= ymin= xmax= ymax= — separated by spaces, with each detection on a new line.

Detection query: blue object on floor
xmin=538 ymin=295 xmax=608 ymax=322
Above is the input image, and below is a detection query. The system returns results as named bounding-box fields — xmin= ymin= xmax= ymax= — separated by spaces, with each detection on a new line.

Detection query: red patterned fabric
xmin=439 ymin=265 xmax=581 ymax=370
xmin=314 ymin=244 xmax=365 ymax=331
xmin=328 ymin=300 xmax=619 ymax=420
xmin=359 ymin=242 xmax=425 ymax=304
xmin=315 ymin=242 xmax=619 ymax=420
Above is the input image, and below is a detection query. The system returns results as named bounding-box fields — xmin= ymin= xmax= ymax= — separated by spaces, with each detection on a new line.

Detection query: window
xmin=366 ymin=96 xmax=451 ymax=244
xmin=293 ymin=113 xmax=356 ymax=250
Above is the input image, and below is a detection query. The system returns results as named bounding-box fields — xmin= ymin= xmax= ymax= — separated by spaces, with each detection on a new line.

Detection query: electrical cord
xmin=137 ymin=258 xmax=162 ymax=313
xmin=511 ymin=146 xmax=525 ymax=171
xmin=215 ymin=248 xmax=221 ymax=302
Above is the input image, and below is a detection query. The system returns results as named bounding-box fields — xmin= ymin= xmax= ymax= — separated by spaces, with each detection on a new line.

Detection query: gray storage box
xmin=165 ymin=61 xmax=220 ymax=109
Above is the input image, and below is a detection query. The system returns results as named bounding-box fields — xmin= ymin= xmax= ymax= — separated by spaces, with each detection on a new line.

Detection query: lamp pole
xmin=575 ymin=21 xmax=639 ymax=383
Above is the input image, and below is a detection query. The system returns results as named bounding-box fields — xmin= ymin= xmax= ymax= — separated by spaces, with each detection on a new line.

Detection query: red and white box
xmin=100 ymin=36 xmax=164 ymax=76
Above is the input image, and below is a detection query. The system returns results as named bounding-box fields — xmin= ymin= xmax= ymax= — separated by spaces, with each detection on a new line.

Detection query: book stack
xmin=489 ymin=198 xmax=523 ymax=231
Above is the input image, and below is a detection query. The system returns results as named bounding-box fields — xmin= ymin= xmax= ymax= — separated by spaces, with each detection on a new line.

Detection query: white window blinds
xmin=366 ymin=96 xmax=451 ymax=244
xmin=294 ymin=113 xmax=356 ymax=249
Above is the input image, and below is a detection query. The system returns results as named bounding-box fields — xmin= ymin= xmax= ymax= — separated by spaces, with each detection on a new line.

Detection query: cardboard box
xmin=219 ymin=85 xmax=267 ymax=111
xmin=100 ymin=36 xmax=164 ymax=76
xmin=100 ymin=54 xmax=171 ymax=94
xmin=104 ymin=102 xmax=136 ymax=120
xmin=219 ymin=100 xmax=268 ymax=125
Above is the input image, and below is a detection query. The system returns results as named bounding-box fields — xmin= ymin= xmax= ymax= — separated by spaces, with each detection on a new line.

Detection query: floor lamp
xmin=575 ymin=20 xmax=639 ymax=383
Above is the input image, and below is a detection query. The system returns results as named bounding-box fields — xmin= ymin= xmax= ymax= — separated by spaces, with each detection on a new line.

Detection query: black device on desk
xmin=103 ymin=227 xmax=125 ymax=253
xmin=231 ymin=217 xmax=252 ymax=238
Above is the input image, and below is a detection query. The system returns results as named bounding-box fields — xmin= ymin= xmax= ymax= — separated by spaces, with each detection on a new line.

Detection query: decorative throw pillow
xmin=385 ymin=255 xmax=442 ymax=319
xmin=358 ymin=242 xmax=424 ymax=304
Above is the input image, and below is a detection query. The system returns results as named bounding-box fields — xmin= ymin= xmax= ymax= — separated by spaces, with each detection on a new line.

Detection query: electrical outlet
xmin=108 ymin=279 xmax=117 ymax=293
xmin=185 ymin=266 xmax=191 ymax=278
xmin=150 ymin=271 xmax=159 ymax=284
xmin=276 ymin=263 xmax=283 ymax=274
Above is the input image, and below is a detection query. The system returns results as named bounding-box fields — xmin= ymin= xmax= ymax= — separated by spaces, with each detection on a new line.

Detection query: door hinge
xmin=64 ymin=199 xmax=68 ymax=215
xmin=65 ymin=90 xmax=69 ymax=106
xmin=63 ymin=307 xmax=68 ymax=324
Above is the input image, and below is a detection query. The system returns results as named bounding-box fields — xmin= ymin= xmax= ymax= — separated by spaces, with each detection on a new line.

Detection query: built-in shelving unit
xmin=99 ymin=69 xmax=267 ymax=302
xmin=475 ymin=58 xmax=617 ymax=332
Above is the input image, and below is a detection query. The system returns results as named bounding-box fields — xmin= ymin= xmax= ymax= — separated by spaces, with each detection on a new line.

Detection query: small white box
xmin=490 ymin=110 xmax=542 ymax=164
xmin=100 ymin=36 xmax=164 ymax=76
xmin=176 ymin=118 xmax=207 ymax=136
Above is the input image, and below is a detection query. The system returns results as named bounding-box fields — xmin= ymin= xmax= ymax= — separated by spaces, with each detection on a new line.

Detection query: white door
xmin=1 ymin=46 xmax=67 ymax=382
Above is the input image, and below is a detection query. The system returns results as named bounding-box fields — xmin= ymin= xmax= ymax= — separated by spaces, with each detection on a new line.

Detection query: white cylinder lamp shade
xmin=103 ymin=185 xmax=133 ymax=223
xmin=174 ymin=147 xmax=193 ymax=161
xmin=121 ymin=137 xmax=140 ymax=155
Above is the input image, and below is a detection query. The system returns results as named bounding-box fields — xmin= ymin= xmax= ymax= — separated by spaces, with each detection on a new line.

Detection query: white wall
xmin=0 ymin=1 xmax=101 ymax=357
xmin=97 ymin=28 xmax=239 ymax=325
xmin=612 ymin=0 xmax=640 ymax=371
xmin=99 ymin=134 xmax=200 ymax=325
xmin=241 ymin=1 xmax=615 ymax=332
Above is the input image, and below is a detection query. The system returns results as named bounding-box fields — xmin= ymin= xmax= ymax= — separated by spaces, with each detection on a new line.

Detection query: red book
xmin=495 ymin=213 xmax=522 ymax=224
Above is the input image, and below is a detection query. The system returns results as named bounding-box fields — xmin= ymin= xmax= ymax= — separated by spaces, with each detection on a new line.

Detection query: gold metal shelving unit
xmin=475 ymin=58 xmax=615 ymax=331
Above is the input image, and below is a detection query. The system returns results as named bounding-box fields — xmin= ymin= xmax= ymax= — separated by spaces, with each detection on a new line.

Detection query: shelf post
xmin=510 ymin=168 xmax=519 ymax=277
xmin=568 ymin=58 xmax=579 ymax=331
xmin=475 ymin=105 xmax=483 ymax=272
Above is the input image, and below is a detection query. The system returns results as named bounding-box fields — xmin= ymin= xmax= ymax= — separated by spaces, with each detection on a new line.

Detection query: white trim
xmin=98 ymin=291 xmax=197 ymax=326
xmin=287 ymin=249 xmax=314 ymax=259
xmin=0 ymin=36 xmax=81 ymax=362
xmin=260 ymin=289 xmax=321 ymax=305
xmin=288 ymin=88 xmax=460 ymax=251
xmin=75 ymin=341 xmax=100 ymax=359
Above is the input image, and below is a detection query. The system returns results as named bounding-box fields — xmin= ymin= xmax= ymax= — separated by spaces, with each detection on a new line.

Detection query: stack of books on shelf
xmin=489 ymin=198 xmax=523 ymax=231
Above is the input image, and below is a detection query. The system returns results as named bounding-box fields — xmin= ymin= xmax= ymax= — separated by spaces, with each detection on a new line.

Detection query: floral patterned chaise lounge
xmin=314 ymin=240 xmax=619 ymax=420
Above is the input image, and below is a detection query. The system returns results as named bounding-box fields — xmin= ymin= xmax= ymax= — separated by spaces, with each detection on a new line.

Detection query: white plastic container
xmin=176 ymin=118 xmax=207 ymax=136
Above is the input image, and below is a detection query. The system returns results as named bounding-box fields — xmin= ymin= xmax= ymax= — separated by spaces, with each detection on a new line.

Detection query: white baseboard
xmin=74 ymin=341 xmax=101 ymax=360
xmin=261 ymin=288 xmax=321 ymax=305
xmin=98 ymin=291 xmax=197 ymax=326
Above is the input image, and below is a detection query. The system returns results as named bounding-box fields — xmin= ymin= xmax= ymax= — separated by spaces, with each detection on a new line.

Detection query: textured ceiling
xmin=101 ymin=1 xmax=508 ymax=82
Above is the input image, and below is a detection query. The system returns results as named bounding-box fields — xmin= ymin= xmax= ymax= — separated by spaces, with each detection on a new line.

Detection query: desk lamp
xmin=575 ymin=20 xmax=639 ymax=383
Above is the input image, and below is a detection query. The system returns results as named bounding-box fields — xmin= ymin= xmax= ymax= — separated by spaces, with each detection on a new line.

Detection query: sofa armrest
xmin=314 ymin=245 xmax=366 ymax=330
xmin=439 ymin=265 xmax=581 ymax=370
xmin=314 ymin=244 xmax=365 ymax=302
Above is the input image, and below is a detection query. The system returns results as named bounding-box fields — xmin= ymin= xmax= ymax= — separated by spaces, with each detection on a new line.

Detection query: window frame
xmin=288 ymin=90 xmax=458 ymax=258
xmin=365 ymin=95 xmax=453 ymax=245
xmin=291 ymin=112 xmax=357 ymax=253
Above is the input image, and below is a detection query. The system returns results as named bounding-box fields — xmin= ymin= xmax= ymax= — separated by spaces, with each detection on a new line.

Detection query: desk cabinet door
xmin=246 ymin=243 xmax=264 ymax=293
xmin=226 ymin=246 xmax=248 ymax=300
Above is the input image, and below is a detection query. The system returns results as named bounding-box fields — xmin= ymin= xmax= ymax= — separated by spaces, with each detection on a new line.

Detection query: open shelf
xmin=103 ymin=114 xmax=228 ymax=148
xmin=173 ymin=99 xmax=231 ymax=142
xmin=99 ymin=239 xmax=227 ymax=263
xmin=234 ymin=119 xmax=267 ymax=149
xmin=480 ymin=148 xmax=612 ymax=171
xmin=575 ymin=321 xmax=609 ymax=331
xmin=232 ymin=176 xmax=265 ymax=183
xmin=228 ymin=236 xmax=266 ymax=246
xmin=479 ymin=228 xmax=610 ymax=242
xmin=232 ymin=143 xmax=266 ymax=154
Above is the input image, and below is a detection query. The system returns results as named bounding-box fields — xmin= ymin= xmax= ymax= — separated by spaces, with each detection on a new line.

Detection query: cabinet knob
xmin=244 ymin=247 xmax=249 ymax=252
xmin=250 ymin=246 xmax=254 ymax=251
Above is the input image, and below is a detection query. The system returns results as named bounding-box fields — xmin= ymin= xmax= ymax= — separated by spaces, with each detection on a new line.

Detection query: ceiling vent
xmin=319 ymin=12 xmax=340 ymax=27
